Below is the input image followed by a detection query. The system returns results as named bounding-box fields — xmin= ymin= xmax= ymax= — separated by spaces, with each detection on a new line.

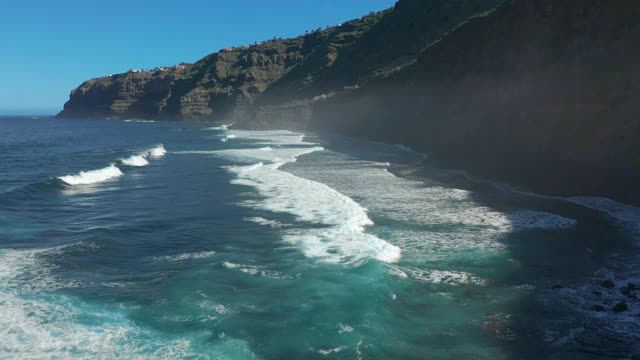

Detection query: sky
xmin=0 ymin=0 xmax=396 ymax=115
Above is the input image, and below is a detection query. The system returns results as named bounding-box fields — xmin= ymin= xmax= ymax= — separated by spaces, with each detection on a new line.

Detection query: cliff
xmin=58 ymin=12 xmax=388 ymax=120
xmin=311 ymin=0 xmax=640 ymax=203
xmin=59 ymin=0 xmax=640 ymax=203
xmin=58 ymin=0 xmax=501 ymax=121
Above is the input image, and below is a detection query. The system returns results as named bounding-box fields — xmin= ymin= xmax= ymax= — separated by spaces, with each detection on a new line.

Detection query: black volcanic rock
xmin=612 ymin=302 xmax=629 ymax=313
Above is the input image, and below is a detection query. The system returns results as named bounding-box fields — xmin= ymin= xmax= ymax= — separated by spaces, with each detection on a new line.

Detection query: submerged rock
xmin=620 ymin=284 xmax=638 ymax=299
xmin=612 ymin=302 xmax=628 ymax=313
xmin=601 ymin=280 xmax=616 ymax=289
xmin=592 ymin=305 xmax=605 ymax=312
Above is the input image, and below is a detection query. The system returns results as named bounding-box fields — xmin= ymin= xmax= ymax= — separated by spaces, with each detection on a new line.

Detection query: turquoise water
xmin=0 ymin=117 xmax=638 ymax=359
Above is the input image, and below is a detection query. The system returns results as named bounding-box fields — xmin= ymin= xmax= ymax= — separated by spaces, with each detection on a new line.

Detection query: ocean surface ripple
xmin=0 ymin=117 xmax=639 ymax=359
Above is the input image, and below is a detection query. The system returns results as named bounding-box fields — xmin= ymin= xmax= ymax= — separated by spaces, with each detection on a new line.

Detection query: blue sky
xmin=0 ymin=0 xmax=396 ymax=115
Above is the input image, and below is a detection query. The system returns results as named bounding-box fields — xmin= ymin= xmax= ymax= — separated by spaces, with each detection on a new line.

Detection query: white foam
xmin=220 ymin=134 xmax=237 ymax=143
xmin=508 ymin=210 xmax=577 ymax=231
xmin=198 ymin=301 xmax=230 ymax=315
xmin=225 ymin=129 xmax=313 ymax=146
xmin=313 ymin=347 xmax=347 ymax=356
xmin=217 ymin=131 xmax=401 ymax=265
xmin=288 ymin=155 xmax=578 ymax=265
xmin=152 ymin=251 xmax=217 ymax=262
xmin=545 ymin=263 xmax=640 ymax=348
xmin=408 ymin=268 xmax=487 ymax=286
xmin=146 ymin=145 xmax=166 ymax=158
xmin=338 ymin=323 xmax=353 ymax=334
xmin=204 ymin=124 xmax=232 ymax=131
xmin=59 ymin=164 xmax=123 ymax=185
xmin=244 ymin=217 xmax=288 ymax=228
xmin=121 ymin=154 xmax=150 ymax=167
xmin=124 ymin=119 xmax=157 ymax=123
xmin=0 ymin=248 xmax=200 ymax=359
xmin=229 ymin=161 xmax=401 ymax=264
xmin=215 ymin=146 xmax=325 ymax=164
xmin=223 ymin=261 xmax=288 ymax=279
xmin=118 ymin=145 xmax=165 ymax=168
xmin=394 ymin=144 xmax=429 ymax=159
xmin=569 ymin=196 xmax=640 ymax=235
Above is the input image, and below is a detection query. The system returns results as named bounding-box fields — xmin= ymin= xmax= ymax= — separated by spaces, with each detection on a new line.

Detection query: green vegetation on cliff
xmin=59 ymin=10 xmax=389 ymax=120
xmin=59 ymin=0 xmax=502 ymax=121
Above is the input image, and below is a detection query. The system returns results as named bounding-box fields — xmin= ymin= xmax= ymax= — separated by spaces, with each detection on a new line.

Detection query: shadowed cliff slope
xmin=312 ymin=0 xmax=640 ymax=203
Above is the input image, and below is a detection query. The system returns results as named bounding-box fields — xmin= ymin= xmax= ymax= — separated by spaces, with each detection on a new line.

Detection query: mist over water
xmin=0 ymin=117 xmax=638 ymax=359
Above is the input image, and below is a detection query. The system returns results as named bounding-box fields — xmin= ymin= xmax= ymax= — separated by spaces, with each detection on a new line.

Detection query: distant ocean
xmin=0 ymin=116 xmax=638 ymax=359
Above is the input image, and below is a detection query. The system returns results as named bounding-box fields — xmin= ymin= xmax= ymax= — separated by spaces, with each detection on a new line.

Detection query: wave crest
xmin=58 ymin=164 xmax=123 ymax=185
xmin=146 ymin=145 xmax=166 ymax=158
xmin=121 ymin=155 xmax=149 ymax=167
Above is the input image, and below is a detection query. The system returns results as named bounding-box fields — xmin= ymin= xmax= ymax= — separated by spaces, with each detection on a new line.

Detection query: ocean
xmin=0 ymin=116 xmax=638 ymax=359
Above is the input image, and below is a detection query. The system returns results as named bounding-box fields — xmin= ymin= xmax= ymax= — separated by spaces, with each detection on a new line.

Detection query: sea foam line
xmin=217 ymin=130 xmax=401 ymax=264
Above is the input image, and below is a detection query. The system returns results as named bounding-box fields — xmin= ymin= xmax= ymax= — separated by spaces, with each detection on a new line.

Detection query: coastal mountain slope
xmin=58 ymin=0 xmax=502 ymax=121
xmin=311 ymin=0 xmax=640 ymax=204
xmin=59 ymin=13 xmax=385 ymax=121
xmin=59 ymin=0 xmax=640 ymax=203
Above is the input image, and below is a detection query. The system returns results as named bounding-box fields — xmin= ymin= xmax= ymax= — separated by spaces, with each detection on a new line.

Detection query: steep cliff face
xmin=59 ymin=37 xmax=317 ymax=121
xmin=59 ymin=0 xmax=501 ymax=121
xmin=58 ymin=12 xmax=388 ymax=121
xmin=312 ymin=0 xmax=640 ymax=203
xmin=59 ymin=67 xmax=188 ymax=119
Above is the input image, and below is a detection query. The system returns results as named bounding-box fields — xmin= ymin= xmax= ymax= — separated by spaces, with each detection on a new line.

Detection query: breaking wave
xmin=146 ymin=145 xmax=166 ymax=158
xmin=59 ymin=145 xmax=165 ymax=186
xmin=58 ymin=164 xmax=124 ymax=185
xmin=121 ymin=154 xmax=150 ymax=167
xmin=215 ymin=130 xmax=401 ymax=265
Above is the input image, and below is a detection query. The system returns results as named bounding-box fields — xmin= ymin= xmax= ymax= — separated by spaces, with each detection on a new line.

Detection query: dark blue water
xmin=1 ymin=116 xmax=638 ymax=359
